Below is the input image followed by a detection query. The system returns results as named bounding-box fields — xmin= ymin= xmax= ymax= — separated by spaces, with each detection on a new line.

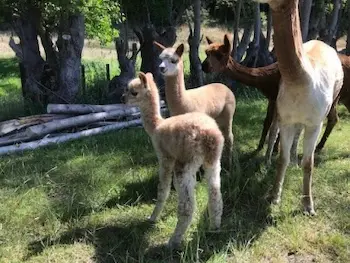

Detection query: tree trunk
xmin=300 ymin=0 xmax=313 ymax=42
xmin=265 ymin=7 xmax=272 ymax=50
xmin=235 ymin=23 xmax=253 ymax=62
xmin=346 ymin=1 xmax=350 ymax=55
xmin=242 ymin=3 xmax=261 ymax=67
xmin=188 ymin=0 xmax=204 ymax=88
xmin=10 ymin=17 xmax=47 ymax=106
xmin=307 ymin=0 xmax=326 ymax=40
xmin=232 ymin=0 xmax=243 ymax=60
xmin=55 ymin=14 xmax=85 ymax=103
xmin=138 ymin=24 xmax=176 ymax=94
xmin=323 ymin=0 xmax=342 ymax=45
xmin=108 ymin=38 xmax=138 ymax=103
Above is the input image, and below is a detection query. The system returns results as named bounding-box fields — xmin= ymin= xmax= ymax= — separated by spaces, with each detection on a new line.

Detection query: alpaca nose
xmin=159 ymin=62 xmax=167 ymax=74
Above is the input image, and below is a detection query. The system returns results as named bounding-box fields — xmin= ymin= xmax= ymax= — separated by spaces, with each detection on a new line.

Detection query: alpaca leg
xmin=302 ymin=124 xmax=322 ymax=216
xmin=290 ymin=125 xmax=302 ymax=166
xmin=204 ymin=160 xmax=223 ymax=230
xmin=168 ymin=166 xmax=197 ymax=249
xmin=268 ymin=124 xmax=297 ymax=204
xmin=149 ymin=159 xmax=174 ymax=222
xmin=220 ymin=122 xmax=233 ymax=172
xmin=265 ymin=112 xmax=279 ymax=166
xmin=258 ymin=100 xmax=276 ymax=151
xmin=316 ymin=104 xmax=339 ymax=152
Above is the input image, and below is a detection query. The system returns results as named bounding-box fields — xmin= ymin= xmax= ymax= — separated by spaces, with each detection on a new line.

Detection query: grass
xmin=0 ymin=49 xmax=350 ymax=262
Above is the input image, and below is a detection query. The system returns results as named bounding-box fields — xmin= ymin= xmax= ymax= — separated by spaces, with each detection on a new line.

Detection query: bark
xmin=55 ymin=14 xmax=85 ymax=103
xmin=0 ymin=119 xmax=142 ymax=156
xmin=232 ymin=0 xmax=243 ymax=60
xmin=346 ymin=2 xmax=350 ymax=55
xmin=242 ymin=3 xmax=261 ymax=67
xmin=307 ymin=0 xmax=326 ymax=40
xmin=137 ymin=24 xmax=176 ymax=93
xmin=235 ymin=23 xmax=253 ymax=62
xmin=0 ymin=114 xmax=69 ymax=136
xmin=323 ymin=0 xmax=342 ymax=45
xmin=188 ymin=0 xmax=204 ymax=88
xmin=108 ymin=39 xmax=139 ymax=103
xmin=10 ymin=17 xmax=47 ymax=105
xmin=300 ymin=0 xmax=313 ymax=42
xmin=26 ymin=107 xmax=140 ymax=137
xmin=47 ymin=101 xmax=166 ymax=114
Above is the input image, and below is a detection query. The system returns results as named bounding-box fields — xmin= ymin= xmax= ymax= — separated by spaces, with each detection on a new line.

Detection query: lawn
xmin=0 ymin=53 xmax=349 ymax=263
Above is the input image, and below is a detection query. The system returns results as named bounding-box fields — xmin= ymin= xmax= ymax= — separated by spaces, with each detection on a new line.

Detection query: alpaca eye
xmin=170 ymin=58 xmax=177 ymax=64
xmin=130 ymin=90 xmax=138 ymax=96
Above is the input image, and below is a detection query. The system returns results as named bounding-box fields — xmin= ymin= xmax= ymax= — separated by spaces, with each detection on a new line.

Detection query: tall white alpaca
xmin=257 ymin=0 xmax=343 ymax=214
xmin=154 ymin=42 xmax=236 ymax=171
xmin=124 ymin=72 xmax=224 ymax=248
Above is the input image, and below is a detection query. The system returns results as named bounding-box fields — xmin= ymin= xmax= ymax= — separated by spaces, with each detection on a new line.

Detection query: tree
xmin=0 ymin=0 xmax=121 ymax=105
xmin=120 ymin=0 xmax=191 ymax=88
xmin=187 ymin=0 xmax=204 ymax=88
xmin=300 ymin=0 xmax=313 ymax=42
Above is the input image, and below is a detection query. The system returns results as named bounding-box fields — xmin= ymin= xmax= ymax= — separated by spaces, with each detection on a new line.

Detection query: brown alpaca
xmin=256 ymin=0 xmax=343 ymax=215
xmin=124 ymin=72 xmax=224 ymax=249
xmin=154 ymin=42 xmax=236 ymax=171
xmin=202 ymin=35 xmax=350 ymax=161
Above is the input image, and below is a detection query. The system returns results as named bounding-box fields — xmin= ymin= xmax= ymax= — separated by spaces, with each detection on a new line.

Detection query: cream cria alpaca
xmin=124 ymin=72 xmax=224 ymax=249
xmin=154 ymin=42 xmax=236 ymax=171
xmin=258 ymin=0 xmax=343 ymax=215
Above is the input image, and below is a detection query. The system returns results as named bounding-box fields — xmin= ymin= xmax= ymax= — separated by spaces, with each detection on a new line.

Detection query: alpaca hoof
xmin=209 ymin=222 xmax=221 ymax=231
xmin=303 ymin=208 xmax=316 ymax=216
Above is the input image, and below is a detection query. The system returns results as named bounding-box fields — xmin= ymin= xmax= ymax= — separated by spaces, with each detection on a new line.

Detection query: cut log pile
xmin=0 ymin=101 xmax=167 ymax=156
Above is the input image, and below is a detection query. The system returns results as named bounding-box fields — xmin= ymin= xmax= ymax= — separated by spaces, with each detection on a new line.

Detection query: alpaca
xmin=256 ymin=0 xmax=343 ymax=215
xmin=124 ymin=72 xmax=224 ymax=249
xmin=202 ymin=34 xmax=350 ymax=163
xmin=154 ymin=41 xmax=236 ymax=171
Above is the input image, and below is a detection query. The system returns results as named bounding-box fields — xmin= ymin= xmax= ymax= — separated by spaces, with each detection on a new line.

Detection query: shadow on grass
xmin=0 ymin=57 xmax=19 ymax=79
xmin=0 ymin=128 xmax=158 ymax=222
xmin=25 ymin=147 xmax=276 ymax=262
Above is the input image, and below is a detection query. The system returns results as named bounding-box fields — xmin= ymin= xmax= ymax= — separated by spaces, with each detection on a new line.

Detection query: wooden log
xmin=26 ymin=107 xmax=141 ymax=137
xmin=0 ymin=119 xmax=142 ymax=156
xmin=47 ymin=101 xmax=165 ymax=114
xmin=0 ymin=114 xmax=70 ymax=136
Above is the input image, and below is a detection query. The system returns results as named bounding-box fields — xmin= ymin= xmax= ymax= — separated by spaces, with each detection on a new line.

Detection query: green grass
xmin=0 ymin=57 xmax=350 ymax=263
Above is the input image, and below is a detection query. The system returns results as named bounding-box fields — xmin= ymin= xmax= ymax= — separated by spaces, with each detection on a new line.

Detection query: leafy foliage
xmin=0 ymin=0 xmax=122 ymax=44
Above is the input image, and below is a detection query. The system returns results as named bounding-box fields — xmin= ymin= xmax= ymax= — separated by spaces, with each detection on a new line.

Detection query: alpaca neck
xmin=225 ymin=57 xmax=280 ymax=87
xmin=271 ymin=0 xmax=306 ymax=82
xmin=139 ymin=90 xmax=163 ymax=135
xmin=164 ymin=61 xmax=187 ymax=107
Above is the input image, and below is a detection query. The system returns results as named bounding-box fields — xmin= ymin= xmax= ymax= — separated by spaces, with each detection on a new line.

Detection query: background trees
xmin=0 ymin=0 xmax=349 ymax=106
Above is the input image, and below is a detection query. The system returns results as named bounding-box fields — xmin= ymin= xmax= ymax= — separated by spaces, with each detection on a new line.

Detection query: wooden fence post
xmin=106 ymin=64 xmax=110 ymax=81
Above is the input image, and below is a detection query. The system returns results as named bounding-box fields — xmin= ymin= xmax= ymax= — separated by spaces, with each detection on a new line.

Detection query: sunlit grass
xmin=0 ymin=52 xmax=349 ymax=262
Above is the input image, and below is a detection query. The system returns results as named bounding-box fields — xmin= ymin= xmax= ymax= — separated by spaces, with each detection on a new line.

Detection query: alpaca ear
xmin=175 ymin=44 xmax=184 ymax=57
xmin=206 ymin=36 xmax=213 ymax=45
xmin=223 ymin=34 xmax=231 ymax=53
xmin=153 ymin=41 xmax=166 ymax=50
xmin=138 ymin=72 xmax=147 ymax=87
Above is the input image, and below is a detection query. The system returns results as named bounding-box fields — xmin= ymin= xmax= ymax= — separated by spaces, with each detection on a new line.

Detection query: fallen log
xmin=0 ymin=114 xmax=70 ymax=136
xmin=0 ymin=119 xmax=142 ymax=156
xmin=26 ymin=107 xmax=141 ymax=138
xmin=47 ymin=101 xmax=165 ymax=114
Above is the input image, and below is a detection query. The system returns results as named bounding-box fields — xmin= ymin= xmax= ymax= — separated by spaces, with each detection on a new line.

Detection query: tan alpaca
xmin=257 ymin=0 xmax=344 ymax=215
xmin=124 ymin=72 xmax=224 ymax=249
xmin=154 ymin=42 xmax=236 ymax=170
